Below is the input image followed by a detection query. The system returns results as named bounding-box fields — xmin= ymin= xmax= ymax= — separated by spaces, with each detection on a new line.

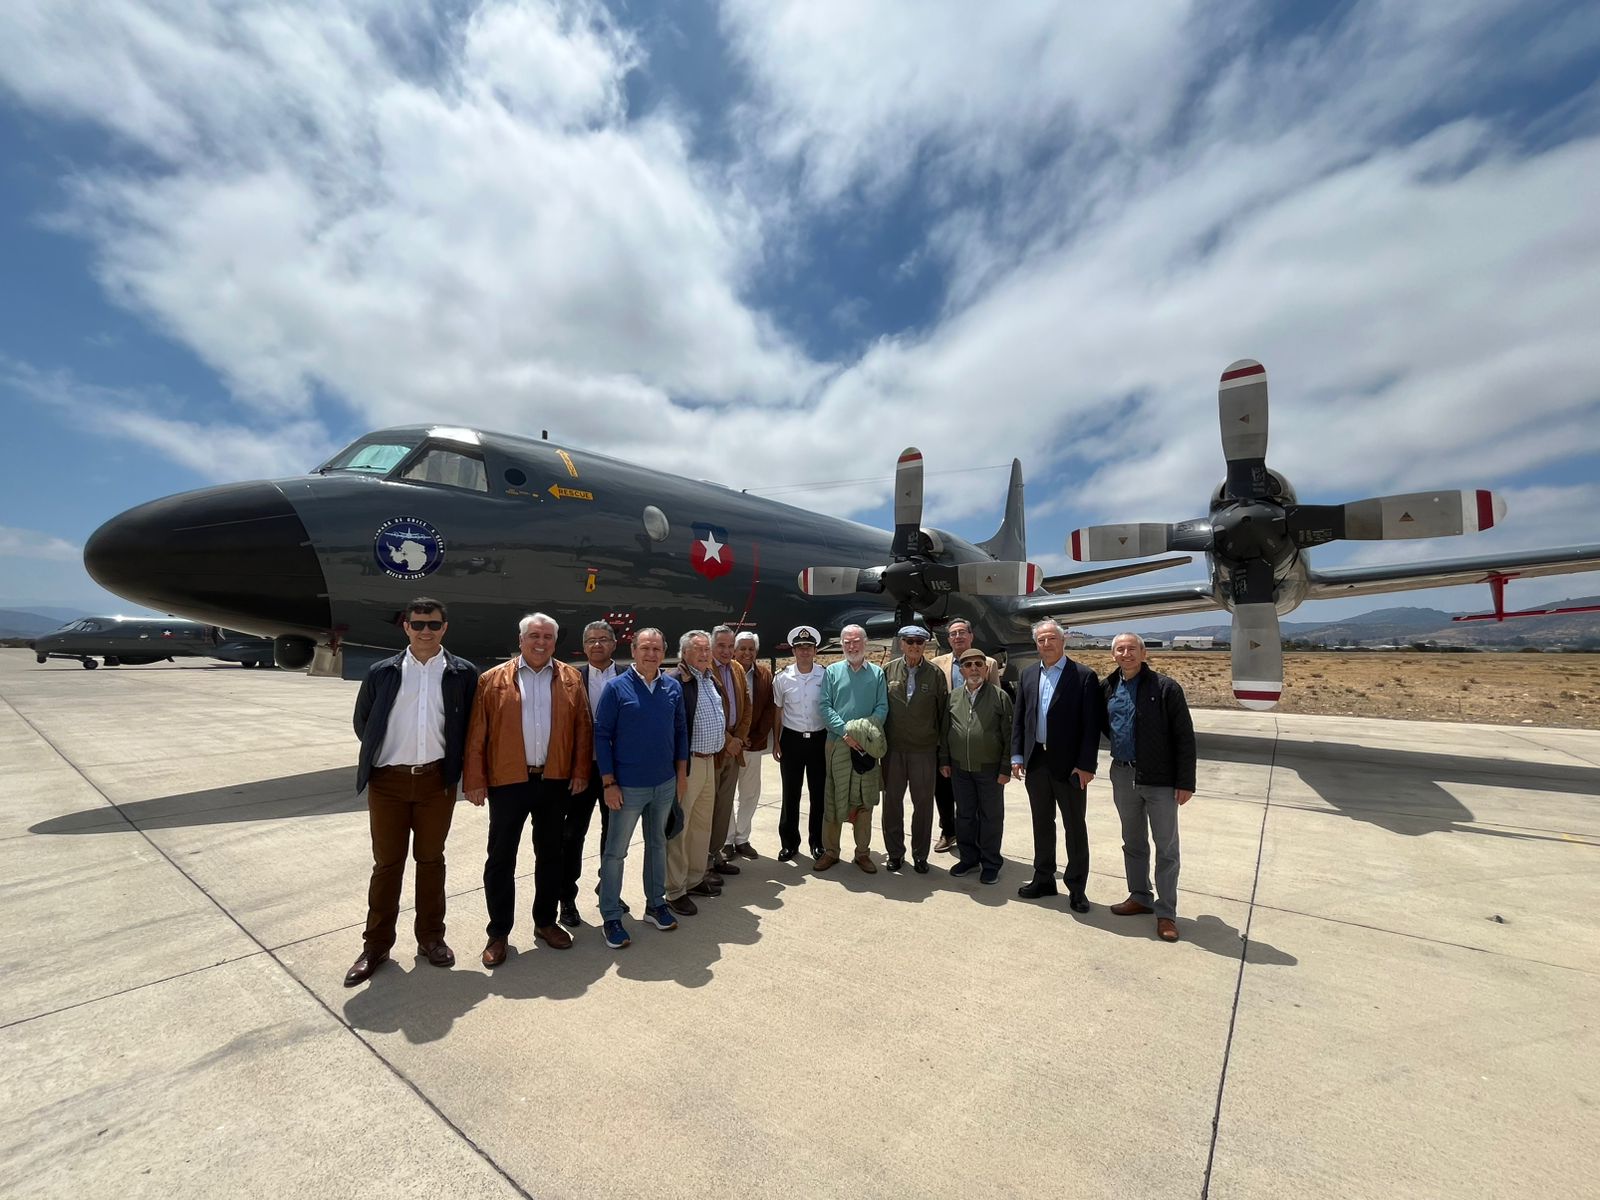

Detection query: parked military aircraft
xmin=31 ymin=616 xmax=275 ymax=670
xmin=81 ymin=360 xmax=1600 ymax=708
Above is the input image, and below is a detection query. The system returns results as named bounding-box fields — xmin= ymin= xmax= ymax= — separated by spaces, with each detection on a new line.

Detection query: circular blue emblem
xmin=374 ymin=516 xmax=445 ymax=580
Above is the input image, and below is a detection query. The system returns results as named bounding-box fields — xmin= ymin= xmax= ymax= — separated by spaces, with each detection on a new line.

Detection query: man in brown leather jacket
xmin=464 ymin=612 xmax=593 ymax=965
xmin=705 ymin=625 xmax=754 ymax=880
xmin=727 ymin=630 xmax=775 ymax=859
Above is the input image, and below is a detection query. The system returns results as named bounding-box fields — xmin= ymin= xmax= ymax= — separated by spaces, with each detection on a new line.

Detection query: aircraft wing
xmin=1013 ymin=581 xmax=1221 ymax=626
xmin=1305 ymin=544 xmax=1600 ymax=602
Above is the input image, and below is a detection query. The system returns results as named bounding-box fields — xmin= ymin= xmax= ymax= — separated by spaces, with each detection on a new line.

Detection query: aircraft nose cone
xmin=84 ymin=481 xmax=330 ymax=634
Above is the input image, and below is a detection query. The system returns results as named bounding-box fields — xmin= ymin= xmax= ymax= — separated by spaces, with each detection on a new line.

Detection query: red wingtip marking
xmin=1220 ymin=363 xmax=1266 ymax=382
xmin=1070 ymin=530 xmax=1083 ymax=560
xmin=1476 ymin=489 xmax=1495 ymax=530
xmin=800 ymin=568 xmax=810 ymax=593
xmin=1026 ymin=564 xmax=1039 ymax=591
xmin=898 ymin=451 xmax=922 ymax=464
xmin=1234 ymin=688 xmax=1281 ymax=701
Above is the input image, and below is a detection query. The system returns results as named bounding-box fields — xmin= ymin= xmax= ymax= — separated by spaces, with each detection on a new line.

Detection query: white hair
xmin=633 ymin=627 xmax=664 ymax=648
xmin=679 ymin=629 xmax=710 ymax=655
xmin=735 ymin=631 xmax=759 ymax=650
xmin=519 ymin=612 xmax=559 ymax=637
xmin=840 ymin=624 xmax=867 ymax=640
xmin=1112 ymin=631 xmax=1146 ymax=650
xmin=1030 ymin=618 xmax=1065 ymax=640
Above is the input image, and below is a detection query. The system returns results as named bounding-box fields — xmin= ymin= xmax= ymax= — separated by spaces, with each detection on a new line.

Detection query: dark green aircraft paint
xmin=31 ymin=616 xmax=274 ymax=669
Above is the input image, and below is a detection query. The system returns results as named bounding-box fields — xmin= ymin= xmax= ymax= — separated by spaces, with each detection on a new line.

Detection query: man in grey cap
xmin=771 ymin=625 xmax=828 ymax=862
xmin=881 ymin=624 xmax=948 ymax=873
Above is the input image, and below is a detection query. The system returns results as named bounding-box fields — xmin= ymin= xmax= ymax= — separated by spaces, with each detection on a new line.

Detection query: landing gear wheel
xmin=82 ymin=659 xmax=98 ymax=670
xmin=105 ymin=656 xmax=121 ymax=667
xmin=36 ymin=654 xmax=47 ymax=664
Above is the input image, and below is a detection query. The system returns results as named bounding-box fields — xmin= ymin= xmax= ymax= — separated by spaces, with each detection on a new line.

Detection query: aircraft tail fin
xmin=976 ymin=459 xmax=1026 ymax=564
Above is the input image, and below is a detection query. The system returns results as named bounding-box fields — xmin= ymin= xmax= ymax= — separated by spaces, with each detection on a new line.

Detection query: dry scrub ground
xmin=1069 ymin=650 xmax=1600 ymax=729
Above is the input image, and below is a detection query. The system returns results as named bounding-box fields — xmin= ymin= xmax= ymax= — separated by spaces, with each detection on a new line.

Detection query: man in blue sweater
xmin=593 ymin=627 xmax=688 ymax=948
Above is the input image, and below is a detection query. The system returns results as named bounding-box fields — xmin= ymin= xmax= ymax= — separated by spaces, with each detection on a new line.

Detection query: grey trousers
xmin=708 ymin=754 xmax=740 ymax=874
xmin=881 ymin=748 xmax=938 ymax=862
xmin=1110 ymin=761 xmax=1180 ymax=919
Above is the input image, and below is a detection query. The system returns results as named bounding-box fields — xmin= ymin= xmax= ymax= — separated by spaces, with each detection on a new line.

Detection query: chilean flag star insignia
xmin=691 ymin=523 xmax=734 ymax=580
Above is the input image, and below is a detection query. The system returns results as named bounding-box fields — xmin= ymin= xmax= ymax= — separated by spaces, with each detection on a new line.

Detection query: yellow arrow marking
xmin=557 ymin=449 xmax=579 ymax=478
xmin=548 ymin=484 xmax=594 ymax=501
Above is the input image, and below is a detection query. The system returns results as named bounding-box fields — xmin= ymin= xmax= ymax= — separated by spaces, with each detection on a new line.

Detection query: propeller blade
xmin=1219 ymin=359 xmax=1271 ymax=500
xmin=1284 ymin=503 xmax=1344 ymax=548
xmin=890 ymin=447 xmax=924 ymax=558
xmin=1226 ymin=556 xmax=1277 ymax=607
xmin=1329 ymin=489 xmax=1505 ymax=540
xmin=955 ymin=560 xmax=1041 ymax=595
xmin=1068 ymin=519 xmax=1211 ymax=561
xmin=1230 ymin=602 xmax=1283 ymax=710
xmin=797 ymin=566 xmax=880 ymax=596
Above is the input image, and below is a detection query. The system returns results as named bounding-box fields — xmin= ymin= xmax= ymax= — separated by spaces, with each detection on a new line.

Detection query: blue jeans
xmin=599 ymin=778 xmax=674 ymax=921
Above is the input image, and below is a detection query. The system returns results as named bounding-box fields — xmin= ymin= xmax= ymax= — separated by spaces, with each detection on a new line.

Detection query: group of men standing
xmin=343 ymin=598 xmax=1196 ymax=988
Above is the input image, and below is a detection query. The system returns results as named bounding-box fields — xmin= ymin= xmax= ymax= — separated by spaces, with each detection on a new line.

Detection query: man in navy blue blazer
xmin=1010 ymin=618 xmax=1105 ymax=911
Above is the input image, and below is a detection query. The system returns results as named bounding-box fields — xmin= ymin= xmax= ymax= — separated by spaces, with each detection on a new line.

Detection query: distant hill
xmin=1152 ymin=596 xmax=1600 ymax=648
xmin=0 ymin=608 xmax=81 ymax=638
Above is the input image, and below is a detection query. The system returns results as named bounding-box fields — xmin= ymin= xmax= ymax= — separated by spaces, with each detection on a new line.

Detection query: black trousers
xmin=935 ymin=769 xmax=955 ymax=838
xmin=484 ymin=774 xmax=570 ymax=937
xmin=777 ymin=728 xmax=827 ymax=854
xmin=562 ymin=766 xmax=603 ymax=905
xmin=1025 ymin=747 xmax=1090 ymax=898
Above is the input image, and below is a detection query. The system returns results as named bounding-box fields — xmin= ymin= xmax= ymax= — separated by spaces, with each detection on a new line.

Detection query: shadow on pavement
xmin=29 ymin=767 xmax=359 ymax=835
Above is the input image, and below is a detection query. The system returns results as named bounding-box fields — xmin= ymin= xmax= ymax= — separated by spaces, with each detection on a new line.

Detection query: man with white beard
xmin=815 ymin=624 xmax=888 ymax=872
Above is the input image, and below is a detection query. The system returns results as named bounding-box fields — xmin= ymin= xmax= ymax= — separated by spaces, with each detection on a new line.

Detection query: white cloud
xmin=0 ymin=525 xmax=81 ymax=562
xmin=0 ymin=0 xmax=1597 ymax=609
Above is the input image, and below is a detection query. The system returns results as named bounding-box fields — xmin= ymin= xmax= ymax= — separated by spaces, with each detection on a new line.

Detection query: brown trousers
xmin=823 ymin=809 xmax=873 ymax=858
xmin=363 ymin=764 xmax=456 ymax=953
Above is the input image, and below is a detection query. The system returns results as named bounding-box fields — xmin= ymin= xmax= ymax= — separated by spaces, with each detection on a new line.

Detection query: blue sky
xmin=2 ymin=0 xmax=1598 ymax=631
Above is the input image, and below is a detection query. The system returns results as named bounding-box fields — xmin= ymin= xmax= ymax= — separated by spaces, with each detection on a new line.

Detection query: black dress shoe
xmin=418 ymin=940 xmax=455 ymax=968
xmin=884 ymin=855 xmax=903 ymax=871
xmin=344 ymin=948 xmax=389 ymax=987
xmin=688 ymin=880 xmax=719 ymax=897
xmin=711 ymin=858 xmax=741 ymax=875
xmin=1069 ymin=895 xmax=1091 ymax=913
xmin=950 ymin=861 xmax=978 ymax=878
xmin=1017 ymin=878 xmax=1058 ymax=899
xmin=810 ymin=845 xmax=825 ymax=859
xmin=559 ymin=902 xmax=582 ymax=928
xmin=777 ymin=847 xmax=797 ymax=862
xmin=913 ymin=859 xmax=929 ymax=874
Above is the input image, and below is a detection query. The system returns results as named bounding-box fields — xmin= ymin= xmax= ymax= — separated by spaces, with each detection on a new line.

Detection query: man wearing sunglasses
xmin=347 ymin=598 xmax=481 ymax=987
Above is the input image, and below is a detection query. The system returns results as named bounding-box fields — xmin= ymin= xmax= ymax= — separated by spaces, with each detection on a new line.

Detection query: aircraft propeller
xmin=1068 ymin=360 xmax=1505 ymax=709
xmin=797 ymin=448 xmax=1041 ymax=629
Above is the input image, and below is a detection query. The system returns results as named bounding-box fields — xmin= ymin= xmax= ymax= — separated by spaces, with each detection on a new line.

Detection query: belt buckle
xmin=408 ymin=763 xmax=428 ymax=775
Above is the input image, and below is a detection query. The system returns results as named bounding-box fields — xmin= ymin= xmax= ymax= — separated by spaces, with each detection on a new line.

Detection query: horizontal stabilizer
xmin=1039 ymin=555 xmax=1193 ymax=594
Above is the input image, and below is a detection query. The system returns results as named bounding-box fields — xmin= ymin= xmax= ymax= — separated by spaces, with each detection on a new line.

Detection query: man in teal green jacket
xmin=817 ymin=624 xmax=888 ymax=872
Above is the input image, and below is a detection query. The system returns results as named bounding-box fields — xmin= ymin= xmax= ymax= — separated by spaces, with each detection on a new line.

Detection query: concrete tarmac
xmin=1 ymin=650 xmax=1596 ymax=1199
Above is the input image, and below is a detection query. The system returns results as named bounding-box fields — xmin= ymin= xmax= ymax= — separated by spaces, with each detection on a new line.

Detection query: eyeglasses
xmin=408 ymin=619 xmax=445 ymax=631
xmin=901 ymin=637 xmax=926 ymax=645
xmin=583 ymin=638 xmax=614 ymax=646
xmin=960 ymin=660 xmax=987 ymax=669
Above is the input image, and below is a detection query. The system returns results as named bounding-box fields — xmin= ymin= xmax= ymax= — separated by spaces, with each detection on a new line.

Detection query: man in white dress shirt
xmin=771 ymin=625 xmax=828 ymax=862
xmin=562 ymin=620 xmax=622 ymax=927
xmin=346 ymin=598 xmax=480 ymax=987
xmin=463 ymin=613 xmax=593 ymax=966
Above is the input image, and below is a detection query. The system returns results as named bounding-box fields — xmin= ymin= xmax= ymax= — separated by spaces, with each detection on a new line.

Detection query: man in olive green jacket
xmin=882 ymin=624 xmax=949 ymax=873
xmin=941 ymin=647 xmax=1015 ymax=885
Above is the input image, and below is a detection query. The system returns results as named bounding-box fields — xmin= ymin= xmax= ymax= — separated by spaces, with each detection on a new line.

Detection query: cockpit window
xmin=400 ymin=446 xmax=489 ymax=492
xmin=322 ymin=440 xmax=417 ymax=474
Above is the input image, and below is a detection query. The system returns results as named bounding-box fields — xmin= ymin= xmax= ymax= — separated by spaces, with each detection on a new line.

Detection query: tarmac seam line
xmin=0 ymin=693 xmax=536 ymax=1200
xmin=1200 ymin=715 xmax=1278 ymax=1199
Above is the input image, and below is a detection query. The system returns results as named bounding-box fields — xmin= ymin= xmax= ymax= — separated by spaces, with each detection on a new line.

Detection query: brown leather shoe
xmin=1111 ymin=898 xmax=1154 ymax=917
xmin=711 ymin=857 xmax=741 ymax=875
xmin=854 ymin=854 xmax=878 ymax=874
xmin=418 ymin=940 xmax=455 ymax=968
xmin=1157 ymin=918 xmax=1179 ymax=942
xmin=933 ymin=834 xmax=957 ymax=854
xmin=481 ymin=938 xmax=508 ymax=968
xmin=535 ymin=923 xmax=574 ymax=950
xmin=343 ymin=947 xmax=388 ymax=987
xmin=813 ymin=851 xmax=840 ymax=872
